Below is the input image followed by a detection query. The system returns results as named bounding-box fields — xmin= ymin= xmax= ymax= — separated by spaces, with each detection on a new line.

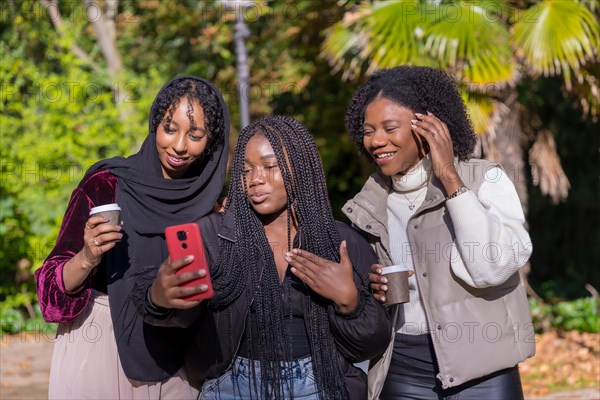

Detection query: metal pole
xmin=233 ymin=8 xmax=251 ymax=130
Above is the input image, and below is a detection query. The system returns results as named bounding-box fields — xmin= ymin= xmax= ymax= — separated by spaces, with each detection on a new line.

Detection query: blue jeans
xmin=199 ymin=356 xmax=319 ymax=399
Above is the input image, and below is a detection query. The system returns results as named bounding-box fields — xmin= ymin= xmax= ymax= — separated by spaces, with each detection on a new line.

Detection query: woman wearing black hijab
xmin=35 ymin=76 xmax=230 ymax=399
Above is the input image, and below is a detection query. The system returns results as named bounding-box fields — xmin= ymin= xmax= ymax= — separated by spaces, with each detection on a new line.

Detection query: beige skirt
xmin=48 ymin=290 xmax=199 ymax=399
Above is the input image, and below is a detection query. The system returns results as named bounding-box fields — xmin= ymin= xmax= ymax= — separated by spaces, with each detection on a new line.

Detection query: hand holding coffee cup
xmin=369 ymin=264 xmax=412 ymax=305
xmin=81 ymin=204 xmax=124 ymax=267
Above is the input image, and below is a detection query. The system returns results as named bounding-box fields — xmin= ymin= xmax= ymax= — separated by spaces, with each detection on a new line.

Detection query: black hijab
xmin=85 ymin=76 xmax=230 ymax=381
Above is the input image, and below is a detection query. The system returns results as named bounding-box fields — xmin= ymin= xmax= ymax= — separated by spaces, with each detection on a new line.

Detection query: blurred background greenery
xmin=1 ymin=0 xmax=598 ymax=335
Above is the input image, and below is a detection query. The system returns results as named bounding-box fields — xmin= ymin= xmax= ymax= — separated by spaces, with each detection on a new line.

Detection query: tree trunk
xmin=82 ymin=0 xmax=132 ymax=122
xmin=491 ymin=89 xmax=539 ymax=296
xmin=492 ymin=89 xmax=529 ymax=215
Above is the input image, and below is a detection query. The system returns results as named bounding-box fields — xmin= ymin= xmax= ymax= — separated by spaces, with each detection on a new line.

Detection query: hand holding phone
xmin=164 ymin=223 xmax=213 ymax=301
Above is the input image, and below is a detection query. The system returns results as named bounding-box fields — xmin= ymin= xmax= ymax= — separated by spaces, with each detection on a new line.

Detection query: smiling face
xmin=244 ymin=134 xmax=289 ymax=220
xmin=156 ymin=98 xmax=208 ymax=179
xmin=362 ymin=97 xmax=427 ymax=176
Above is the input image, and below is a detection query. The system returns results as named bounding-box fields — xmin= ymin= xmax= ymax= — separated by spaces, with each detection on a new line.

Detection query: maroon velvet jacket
xmin=35 ymin=169 xmax=118 ymax=323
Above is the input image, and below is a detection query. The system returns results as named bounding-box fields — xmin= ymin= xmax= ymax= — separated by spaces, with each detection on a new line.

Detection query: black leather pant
xmin=380 ymin=334 xmax=524 ymax=400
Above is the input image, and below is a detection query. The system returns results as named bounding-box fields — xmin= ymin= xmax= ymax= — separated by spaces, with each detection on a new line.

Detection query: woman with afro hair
xmin=36 ymin=76 xmax=229 ymax=399
xmin=340 ymin=66 xmax=535 ymax=399
xmin=135 ymin=115 xmax=391 ymax=399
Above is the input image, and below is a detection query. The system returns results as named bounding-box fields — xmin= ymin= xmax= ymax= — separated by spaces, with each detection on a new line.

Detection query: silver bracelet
xmin=447 ymin=185 xmax=469 ymax=200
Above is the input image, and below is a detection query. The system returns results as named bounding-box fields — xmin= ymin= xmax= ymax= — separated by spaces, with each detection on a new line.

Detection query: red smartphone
xmin=164 ymin=223 xmax=213 ymax=301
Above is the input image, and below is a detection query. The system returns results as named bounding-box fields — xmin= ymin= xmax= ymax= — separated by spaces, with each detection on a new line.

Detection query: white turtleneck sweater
xmin=387 ymin=156 xmax=531 ymax=335
xmin=387 ymin=157 xmax=431 ymax=335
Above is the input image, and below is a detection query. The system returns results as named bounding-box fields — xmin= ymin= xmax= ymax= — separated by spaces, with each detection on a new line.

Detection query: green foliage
xmin=1 ymin=0 xmax=162 ymax=314
xmin=0 ymin=303 xmax=56 ymax=335
xmin=529 ymin=297 xmax=553 ymax=333
xmin=1 ymin=47 xmax=152 ymax=254
xmin=0 ymin=308 xmax=24 ymax=334
xmin=0 ymin=287 xmax=36 ymax=310
xmin=529 ymin=297 xmax=599 ymax=333
xmin=553 ymin=297 xmax=600 ymax=333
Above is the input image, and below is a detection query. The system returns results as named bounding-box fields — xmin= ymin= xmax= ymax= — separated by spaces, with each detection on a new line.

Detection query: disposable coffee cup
xmin=89 ymin=203 xmax=121 ymax=226
xmin=381 ymin=264 xmax=410 ymax=305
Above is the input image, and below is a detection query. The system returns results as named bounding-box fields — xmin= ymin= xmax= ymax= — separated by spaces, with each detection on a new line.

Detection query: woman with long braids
xmin=134 ymin=115 xmax=391 ymax=399
xmin=339 ymin=66 xmax=534 ymax=399
xmin=35 ymin=76 xmax=229 ymax=398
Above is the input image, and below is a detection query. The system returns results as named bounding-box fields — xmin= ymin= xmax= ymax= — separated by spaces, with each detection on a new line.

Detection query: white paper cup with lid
xmin=89 ymin=203 xmax=121 ymax=226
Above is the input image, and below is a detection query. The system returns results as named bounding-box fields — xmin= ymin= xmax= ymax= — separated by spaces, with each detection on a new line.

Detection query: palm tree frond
xmin=320 ymin=21 xmax=368 ymax=80
xmin=529 ymin=130 xmax=571 ymax=204
xmin=512 ymin=0 xmax=600 ymax=88
xmin=366 ymin=0 xmax=430 ymax=68
xmin=424 ymin=2 xmax=518 ymax=86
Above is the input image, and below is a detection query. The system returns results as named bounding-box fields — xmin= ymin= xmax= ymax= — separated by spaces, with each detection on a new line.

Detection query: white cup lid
xmin=381 ymin=264 xmax=409 ymax=274
xmin=89 ymin=203 xmax=121 ymax=215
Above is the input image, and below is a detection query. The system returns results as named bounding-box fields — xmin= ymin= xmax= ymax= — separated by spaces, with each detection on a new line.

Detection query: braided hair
xmin=150 ymin=78 xmax=225 ymax=158
xmin=345 ymin=66 xmax=476 ymax=159
xmin=210 ymin=116 xmax=349 ymax=399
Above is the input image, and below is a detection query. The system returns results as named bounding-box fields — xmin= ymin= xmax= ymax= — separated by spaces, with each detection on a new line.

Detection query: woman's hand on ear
xmin=411 ymin=112 xmax=464 ymax=194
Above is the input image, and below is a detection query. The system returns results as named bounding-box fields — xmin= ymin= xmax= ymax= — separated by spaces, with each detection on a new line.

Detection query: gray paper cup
xmin=381 ymin=264 xmax=410 ymax=305
xmin=89 ymin=203 xmax=121 ymax=226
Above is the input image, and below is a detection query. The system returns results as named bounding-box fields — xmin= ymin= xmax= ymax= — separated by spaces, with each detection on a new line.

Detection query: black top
xmin=238 ymin=263 xmax=312 ymax=360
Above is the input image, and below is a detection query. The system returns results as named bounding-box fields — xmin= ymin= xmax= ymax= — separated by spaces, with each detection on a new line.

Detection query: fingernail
xmin=117 ymin=234 xmax=123 ymax=238
xmin=415 ymin=113 xmax=423 ymax=117
xmin=411 ymin=119 xmax=418 ymax=124
xmin=381 ymin=285 xmax=388 ymax=291
xmin=381 ymin=277 xmax=387 ymax=284
xmin=376 ymin=269 xmax=382 ymax=274
xmin=199 ymin=284 xmax=208 ymax=291
xmin=116 ymin=225 xmax=122 ymax=231
xmin=291 ymin=249 xmax=299 ymax=254
xmin=185 ymin=255 xmax=194 ymax=262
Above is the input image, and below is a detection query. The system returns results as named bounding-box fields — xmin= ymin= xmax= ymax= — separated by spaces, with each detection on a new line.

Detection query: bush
xmin=0 ymin=308 xmax=24 ymax=334
xmin=552 ymin=297 xmax=599 ymax=333
xmin=0 ymin=302 xmax=56 ymax=335
xmin=529 ymin=296 xmax=599 ymax=333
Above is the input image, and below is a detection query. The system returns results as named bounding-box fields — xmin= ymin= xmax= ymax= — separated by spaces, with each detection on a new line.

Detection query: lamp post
xmin=222 ymin=1 xmax=255 ymax=130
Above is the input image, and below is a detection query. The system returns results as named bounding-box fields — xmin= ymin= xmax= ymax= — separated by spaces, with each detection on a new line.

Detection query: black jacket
xmin=133 ymin=212 xmax=391 ymax=398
